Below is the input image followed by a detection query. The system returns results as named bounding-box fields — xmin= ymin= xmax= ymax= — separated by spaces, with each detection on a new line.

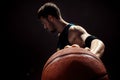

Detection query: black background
xmin=3 ymin=0 xmax=119 ymax=80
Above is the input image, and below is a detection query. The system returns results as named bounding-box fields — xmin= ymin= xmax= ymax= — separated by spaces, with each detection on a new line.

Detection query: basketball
xmin=41 ymin=46 xmax=109 ymax=80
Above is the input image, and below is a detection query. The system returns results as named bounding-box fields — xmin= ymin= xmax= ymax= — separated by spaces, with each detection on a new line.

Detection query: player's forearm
xmin=90 ymin=39 xmax=105 ymax=58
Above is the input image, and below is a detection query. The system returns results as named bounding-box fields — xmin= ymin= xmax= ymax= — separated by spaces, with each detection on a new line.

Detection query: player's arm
xmin=82 ymin=33 xmax=105 ymax=57
xmin=69 ymin=25 xmax=105 ymax=58
xmin=81 ymin=29 xmax=105 ymax=58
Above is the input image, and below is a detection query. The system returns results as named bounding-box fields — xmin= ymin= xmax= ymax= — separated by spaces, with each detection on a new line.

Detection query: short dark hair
xmin=37 ymin=2 xmax=61 ymax=19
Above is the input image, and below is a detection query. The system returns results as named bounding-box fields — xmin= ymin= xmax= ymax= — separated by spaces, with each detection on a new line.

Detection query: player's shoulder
xmin=69 ymin=24 xmax=86 ymax=32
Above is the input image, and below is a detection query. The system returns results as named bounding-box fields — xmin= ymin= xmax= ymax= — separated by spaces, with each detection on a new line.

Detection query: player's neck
xmin=56 ymin=18 xmax=69 ymax=33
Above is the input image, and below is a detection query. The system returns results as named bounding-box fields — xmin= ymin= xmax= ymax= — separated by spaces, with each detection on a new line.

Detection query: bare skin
xmin=39 ymin=15 xmax=105 ymax=58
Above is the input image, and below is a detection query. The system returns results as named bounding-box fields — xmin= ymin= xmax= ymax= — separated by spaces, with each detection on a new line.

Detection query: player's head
xmin=37 ymin=2 xmax=61 ymax=19
xmin=37 ymin=2 xmax=62 ymax=33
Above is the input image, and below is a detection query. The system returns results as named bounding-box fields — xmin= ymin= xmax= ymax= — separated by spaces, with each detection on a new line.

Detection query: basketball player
xmin=37 ymin=2 xmax=105 ymax=58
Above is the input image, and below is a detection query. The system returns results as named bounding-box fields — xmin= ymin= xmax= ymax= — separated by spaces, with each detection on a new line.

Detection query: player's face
xmin=40 ymin=17 xmax=56 ymax=33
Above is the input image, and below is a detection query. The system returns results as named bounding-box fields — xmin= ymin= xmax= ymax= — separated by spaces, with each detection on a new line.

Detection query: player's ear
xmin=48 ymin=15 xmax=54 ymax=22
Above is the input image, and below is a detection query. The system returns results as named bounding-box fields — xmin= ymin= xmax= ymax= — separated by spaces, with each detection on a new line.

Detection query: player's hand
xmin=84 ymin=47 xmax=91 ymax=51
xmin=64 ymin=44 xmax=80 ymax=48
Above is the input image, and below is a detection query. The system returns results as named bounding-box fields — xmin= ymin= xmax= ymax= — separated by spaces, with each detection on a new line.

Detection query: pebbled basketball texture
xmin=41 ymin=46 xmax=109 ymax=80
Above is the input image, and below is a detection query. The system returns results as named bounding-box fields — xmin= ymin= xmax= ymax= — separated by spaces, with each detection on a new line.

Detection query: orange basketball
xmin=41 ymin=46 xmax=109 ymax=80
